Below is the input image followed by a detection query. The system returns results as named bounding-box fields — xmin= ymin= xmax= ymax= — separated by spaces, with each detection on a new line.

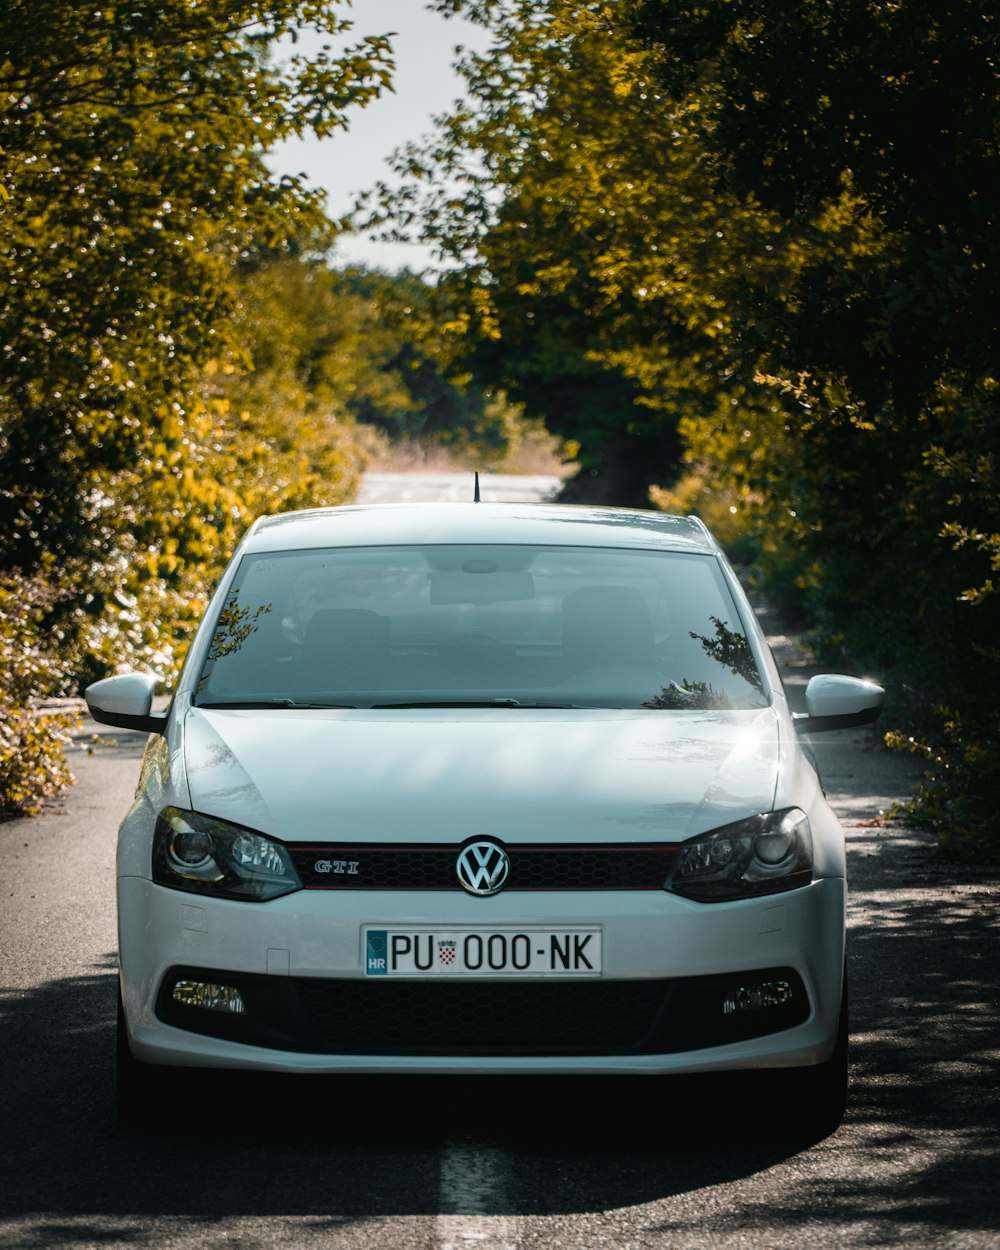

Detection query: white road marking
xmin=435 ymin=1141 xmax=520 ymax=1250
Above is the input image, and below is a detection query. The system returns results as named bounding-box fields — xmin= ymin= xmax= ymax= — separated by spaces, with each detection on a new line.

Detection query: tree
xmin=0 ymin=1 xmax=393 ymax=813
xmin=367 ymin=0 xmax=783 ymax=504
xmin=629 ymin=0 xmax=1000 ymax=849
xmin=331 ymin=266 xmax=555 ymax=471
xmin=0 ymin=0 xmax=391 ymax=574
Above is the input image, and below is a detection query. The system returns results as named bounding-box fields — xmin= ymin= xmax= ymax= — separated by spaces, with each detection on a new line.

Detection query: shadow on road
xmin=2 ymin=826 xmax=998 ymax=1250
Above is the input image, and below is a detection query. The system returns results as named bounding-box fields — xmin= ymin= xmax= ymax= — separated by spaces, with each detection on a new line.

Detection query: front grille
xmin=288 ymin=843 xmax=678 ymax=890
xmin=294 ymin=977 xmax=670 ymax=1053
xmin=156 ymin=966 xmax=809 ymax=1057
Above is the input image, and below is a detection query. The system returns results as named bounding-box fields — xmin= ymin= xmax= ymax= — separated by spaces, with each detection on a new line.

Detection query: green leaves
xmin=366 ymin=1 xmax=736 ymax=501
xmin=0 ymin=575 xmax=78 ymax=818
xmin=630 ymin=0 xmax=1000 ymax=849
xmin=1 ymin=0 xmax=394 ymax=567
xmin=0 ymin=1 xmax=394 ymax=815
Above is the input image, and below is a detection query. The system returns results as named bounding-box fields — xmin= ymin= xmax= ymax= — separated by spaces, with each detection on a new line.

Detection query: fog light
xmin=172 ymin=980 xmax=246 ymax=1013
xmin=722 ymin=979 xmax=793 ymax=1015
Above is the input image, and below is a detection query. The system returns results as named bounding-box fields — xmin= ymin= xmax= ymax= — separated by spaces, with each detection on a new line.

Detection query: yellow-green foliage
xmin=649 ymin=475 xmax=756 ymax=561
xmin=0 ymin=1 xmax=395 ymax=814
xmin=0 ymin=577 xmax=78 ymax=818
xmin=887 ymin=711 xmax=1000 ymax=860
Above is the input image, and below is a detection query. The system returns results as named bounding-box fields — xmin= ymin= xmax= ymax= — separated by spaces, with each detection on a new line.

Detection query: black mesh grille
xmin=292 ymin=977 xmax=672 ymax=1054
xmin=288 ymin=843 xmax=678 ymax=891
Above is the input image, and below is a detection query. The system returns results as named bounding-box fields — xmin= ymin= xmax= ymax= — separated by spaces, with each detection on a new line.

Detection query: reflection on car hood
xmin=182 ymin=707 xmax=782 ymax=844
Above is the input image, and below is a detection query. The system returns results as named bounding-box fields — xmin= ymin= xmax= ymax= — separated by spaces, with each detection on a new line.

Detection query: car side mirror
xmin=85 ymin=672 xmax=168 ymax=735
xmin=794 ymin=674 xmax=884 ymax=734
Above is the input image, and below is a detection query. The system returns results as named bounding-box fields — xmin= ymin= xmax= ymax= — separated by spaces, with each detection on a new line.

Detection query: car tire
xmin=780 ymin=971 xmax=849 ymax=1139
xmin=116 ymin=987 xmax=167 ymax=1131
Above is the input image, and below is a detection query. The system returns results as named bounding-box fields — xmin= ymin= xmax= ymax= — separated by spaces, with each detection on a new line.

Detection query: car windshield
xmin=193 ymin=544 xmax=768 ymax=711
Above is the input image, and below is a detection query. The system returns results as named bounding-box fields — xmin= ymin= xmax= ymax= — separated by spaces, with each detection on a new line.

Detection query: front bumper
xmin=118 ymin=874 xmax=845 ymax=1075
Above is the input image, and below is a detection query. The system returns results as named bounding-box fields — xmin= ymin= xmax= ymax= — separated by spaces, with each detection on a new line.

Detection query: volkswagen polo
xmin=87 ymin=502 xmax=883 ymax=1131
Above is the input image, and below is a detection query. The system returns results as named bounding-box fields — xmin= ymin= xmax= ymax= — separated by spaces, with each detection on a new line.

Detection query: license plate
xmin=364 ymin=927 xmax=602 ymax=977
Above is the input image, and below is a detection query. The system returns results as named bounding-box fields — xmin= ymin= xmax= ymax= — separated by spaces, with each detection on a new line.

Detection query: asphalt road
xmin=356 ymin=472 xmax=562 ymax=506
xmin=1 ymin=475 xmax=998 ymax=1250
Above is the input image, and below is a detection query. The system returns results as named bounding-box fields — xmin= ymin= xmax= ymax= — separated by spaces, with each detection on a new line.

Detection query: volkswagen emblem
xmin=456 ymin=839 xmax=510 ymax=896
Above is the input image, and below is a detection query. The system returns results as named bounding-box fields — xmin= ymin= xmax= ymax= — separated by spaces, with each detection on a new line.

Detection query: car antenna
xmin=474 ymin=471 xmax=481 ymax=503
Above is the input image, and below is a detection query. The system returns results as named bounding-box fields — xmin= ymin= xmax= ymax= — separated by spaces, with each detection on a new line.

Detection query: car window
xmin=193 ymin=544 xmax=768 ymax=710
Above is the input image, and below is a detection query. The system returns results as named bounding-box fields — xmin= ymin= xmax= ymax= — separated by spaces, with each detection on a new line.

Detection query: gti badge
xmin=456 ymin=839 xmax=510 ymax=896
xmin=314 ymin=859 xmax=359 ymax=875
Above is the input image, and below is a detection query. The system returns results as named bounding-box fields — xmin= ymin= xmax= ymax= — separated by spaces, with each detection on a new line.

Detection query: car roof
xmin=242 ymin=502 xmax=719 ymax=556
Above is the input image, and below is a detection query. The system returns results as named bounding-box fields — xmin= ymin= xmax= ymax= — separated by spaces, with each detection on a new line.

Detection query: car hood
xmin=181 ymin=706 xmax=782 ymax=844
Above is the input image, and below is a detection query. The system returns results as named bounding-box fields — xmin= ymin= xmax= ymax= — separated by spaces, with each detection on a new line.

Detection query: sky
xmin=267 ymin=0 xmax=491 ymax=272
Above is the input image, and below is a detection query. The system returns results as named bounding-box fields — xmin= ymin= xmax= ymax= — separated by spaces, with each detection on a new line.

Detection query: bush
xmin=887 ymin=709 xmax=1000 ymax=860
xmin=0 ymin=575 xmax=78 ymax=819
xmin=649 ymin=473 xmax=762 ymax=567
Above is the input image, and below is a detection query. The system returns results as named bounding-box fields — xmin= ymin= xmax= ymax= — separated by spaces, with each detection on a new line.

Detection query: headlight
xmin=666 ymin=808 xmax=813 ymax=902
xmin=152 ymin=806 xmax=302 ymax=901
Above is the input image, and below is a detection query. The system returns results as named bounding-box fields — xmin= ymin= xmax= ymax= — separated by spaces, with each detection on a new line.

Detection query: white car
xmin=88 ymin=502 xmax=883 ymax=1132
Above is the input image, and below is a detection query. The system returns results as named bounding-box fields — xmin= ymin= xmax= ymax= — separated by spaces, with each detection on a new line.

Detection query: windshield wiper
xmin=371 ymin=699 xmax=522 ymax=709
xmin=197 ymin=699 xmax=357 ymax=709
xmin=369 ymin=699 xmax=592 ymax=709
